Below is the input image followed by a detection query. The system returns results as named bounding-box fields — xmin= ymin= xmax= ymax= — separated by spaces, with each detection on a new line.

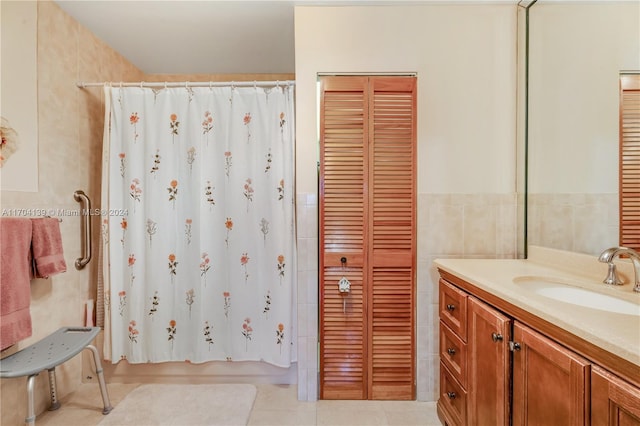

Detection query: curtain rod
xmin=76 ymin=80 xmax=295 ymax=89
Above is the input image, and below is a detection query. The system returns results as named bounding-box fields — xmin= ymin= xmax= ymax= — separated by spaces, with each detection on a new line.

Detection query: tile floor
xmin=33 ymin=382 xmax=442 ymax=426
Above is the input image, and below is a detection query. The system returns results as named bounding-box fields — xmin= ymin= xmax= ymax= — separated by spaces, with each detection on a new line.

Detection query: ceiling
xmin=54 ymin=1 xmax=298 ymax=75
xmin=54 ymin=0 xmax=532 ymax=75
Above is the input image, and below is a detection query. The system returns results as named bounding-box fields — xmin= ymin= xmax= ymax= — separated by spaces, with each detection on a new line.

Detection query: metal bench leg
xmin=84 ymin=344 xmax=113 ymax=415
xmin=25 ymin=374 xmax=37 ymax=425
xmin=47 ymin=368 xmax=61 ymax=411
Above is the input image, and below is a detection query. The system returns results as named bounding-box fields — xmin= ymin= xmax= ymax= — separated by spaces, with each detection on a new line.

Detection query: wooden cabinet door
xmin=512 ymin=322 xmax=591 ymax=426
xmin=592 ymin=365 xmax=640 ymax=426
xmin=319 ymin=76 xmax=416 ymax=400
xmin=467 ymin=297 xmax=511 ymax=426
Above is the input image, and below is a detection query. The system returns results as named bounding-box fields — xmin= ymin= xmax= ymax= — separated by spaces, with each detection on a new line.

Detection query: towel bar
xmin=0 ymin=327 xmax=112 ymax=425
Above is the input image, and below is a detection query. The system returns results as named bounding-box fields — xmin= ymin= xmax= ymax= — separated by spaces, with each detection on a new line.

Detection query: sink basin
xmin=513 ymin=277 xmax=640 ymax=316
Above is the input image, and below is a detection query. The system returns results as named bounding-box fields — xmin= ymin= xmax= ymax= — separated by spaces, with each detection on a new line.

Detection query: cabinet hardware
xmin=491 ymin=332 xmax=503 ymax=342
xmin=446 ymin=391 xmax=456 ymax=399
xmin=446 ymin=304 xmax=456 ymax=311
xmin=447 ymin=348 xmax=456 ymax=355
xmin=509 ymin=341 xmax=521 ymax=351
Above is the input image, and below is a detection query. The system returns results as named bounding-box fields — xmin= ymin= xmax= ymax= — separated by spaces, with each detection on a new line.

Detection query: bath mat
xmin=98 ymin=383 xmax=257 ymax=426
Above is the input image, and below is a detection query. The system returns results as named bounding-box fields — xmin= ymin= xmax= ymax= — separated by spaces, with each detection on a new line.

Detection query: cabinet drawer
xmin=440 ymin=321 xmax=467 ymax=388
xmin=440 ymin=362 xmax=467 ymax=426
xmin=439 ymin=279 xmax=468 ymax=341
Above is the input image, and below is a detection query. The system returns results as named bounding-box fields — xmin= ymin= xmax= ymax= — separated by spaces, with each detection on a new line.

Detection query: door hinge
xmin=509 ymin=341 xmax=521 ymax=352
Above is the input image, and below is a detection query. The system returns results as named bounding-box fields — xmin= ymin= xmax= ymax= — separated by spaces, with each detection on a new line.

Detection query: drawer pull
xmin=447 ymin=391 xmax=456 ymax=399
xmin=491 ymin=332 xmax=503 ymax=342
xmin=446 ymin=304 xmax=456 ymax=311
xmin=446 ymin=348 xmax=456 ymax=356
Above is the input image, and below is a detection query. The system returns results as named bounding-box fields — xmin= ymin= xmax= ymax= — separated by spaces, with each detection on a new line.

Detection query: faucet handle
xmin=603 ymin=262 xmax=623 ymax=286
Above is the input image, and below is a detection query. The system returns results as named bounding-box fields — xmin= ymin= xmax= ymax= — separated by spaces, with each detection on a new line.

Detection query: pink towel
xmin=0 ymin=218 xmax=33 ymax=350
xmin=31 ymin=217 xmax=67 ymax=278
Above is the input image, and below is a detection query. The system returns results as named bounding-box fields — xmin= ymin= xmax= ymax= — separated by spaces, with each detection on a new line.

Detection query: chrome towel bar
xmin=73 ymin=190 xmax=91 ymax=270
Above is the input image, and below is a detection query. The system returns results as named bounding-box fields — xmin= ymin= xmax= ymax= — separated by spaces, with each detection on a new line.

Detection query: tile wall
xmin=528 ymin=193 xmax=618 ymax=256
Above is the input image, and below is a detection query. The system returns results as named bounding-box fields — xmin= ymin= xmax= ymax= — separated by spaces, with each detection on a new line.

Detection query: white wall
xmin=295 ymin=4 xmax=518 ymax=195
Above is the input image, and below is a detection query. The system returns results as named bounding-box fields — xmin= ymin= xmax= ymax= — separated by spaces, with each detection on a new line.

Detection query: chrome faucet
xmin=598 ymin=247 xmax=640 ymax=292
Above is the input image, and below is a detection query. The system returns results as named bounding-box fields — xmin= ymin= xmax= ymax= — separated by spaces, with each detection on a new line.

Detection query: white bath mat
xmin=98 ymin=383 xmax=257 ymax=426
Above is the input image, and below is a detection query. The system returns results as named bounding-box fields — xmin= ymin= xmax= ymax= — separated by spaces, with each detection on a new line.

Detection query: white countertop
xmin=434 ymin=247 xmax=640 ymax=367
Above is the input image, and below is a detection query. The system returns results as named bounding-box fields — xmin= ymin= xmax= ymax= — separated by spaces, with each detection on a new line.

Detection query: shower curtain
xmin=100 ymin=83 xmax=296 ymax=367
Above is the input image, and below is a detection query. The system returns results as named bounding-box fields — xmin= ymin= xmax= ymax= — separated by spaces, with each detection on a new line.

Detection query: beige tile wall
xmin=0 ymin=2 xmax=144 ymax=424
xmin=418 ymin=193 xmax=518 ymax=401
xmin=528 ymin=193 xmax=618 ymax=256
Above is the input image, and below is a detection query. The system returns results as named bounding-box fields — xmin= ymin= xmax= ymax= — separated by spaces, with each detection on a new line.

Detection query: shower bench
xmin=0 ymin=327 xmax=112 ymax=425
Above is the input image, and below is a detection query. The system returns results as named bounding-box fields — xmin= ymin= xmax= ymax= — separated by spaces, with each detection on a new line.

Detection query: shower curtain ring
xmin=164 ymin=82 xmax=168 ymax=89
xmin=140 ymin=81 xmax=144 ymax=89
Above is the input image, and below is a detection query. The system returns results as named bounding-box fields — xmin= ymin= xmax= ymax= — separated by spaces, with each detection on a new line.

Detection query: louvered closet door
xmin=368 ymin=77 xmax=416 ymax=400
xmin=320 ymin=76 xmax=369 ymax=400
xmin=620 ymin=75 xmax=640 ymax=250
xmin=319 ymin=76 xmax=416 ymax=400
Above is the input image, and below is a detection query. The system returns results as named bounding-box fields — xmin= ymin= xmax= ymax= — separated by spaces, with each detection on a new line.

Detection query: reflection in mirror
xmin=526 ymin=1 xmax=640 ymax=256
xmin=619 ymin=74 xmax=640 ymax=251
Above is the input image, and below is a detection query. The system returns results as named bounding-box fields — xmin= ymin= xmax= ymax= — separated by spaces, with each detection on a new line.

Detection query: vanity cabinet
xmin=437 ymin=273 xmax=640 ymax=426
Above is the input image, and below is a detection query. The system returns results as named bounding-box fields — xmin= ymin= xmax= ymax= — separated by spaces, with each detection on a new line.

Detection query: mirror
xmin=524 ymin=1 xmax=640 ymax=256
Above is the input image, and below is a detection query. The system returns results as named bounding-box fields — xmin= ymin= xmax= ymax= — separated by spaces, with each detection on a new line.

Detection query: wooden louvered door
xmin=367 ymin=77 xmax=416 ymax=400
xmin=320 ymin=76 xmax=369 ymax=400
xmin=620 ymin=74 xmax=640 ymax=250
xmin=319 ymin=75 xmax=416 ymax=400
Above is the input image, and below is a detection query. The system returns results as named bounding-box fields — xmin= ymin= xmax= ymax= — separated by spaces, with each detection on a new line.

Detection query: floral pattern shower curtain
xmin=101 ymin=84 xmax=296 ymax=367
